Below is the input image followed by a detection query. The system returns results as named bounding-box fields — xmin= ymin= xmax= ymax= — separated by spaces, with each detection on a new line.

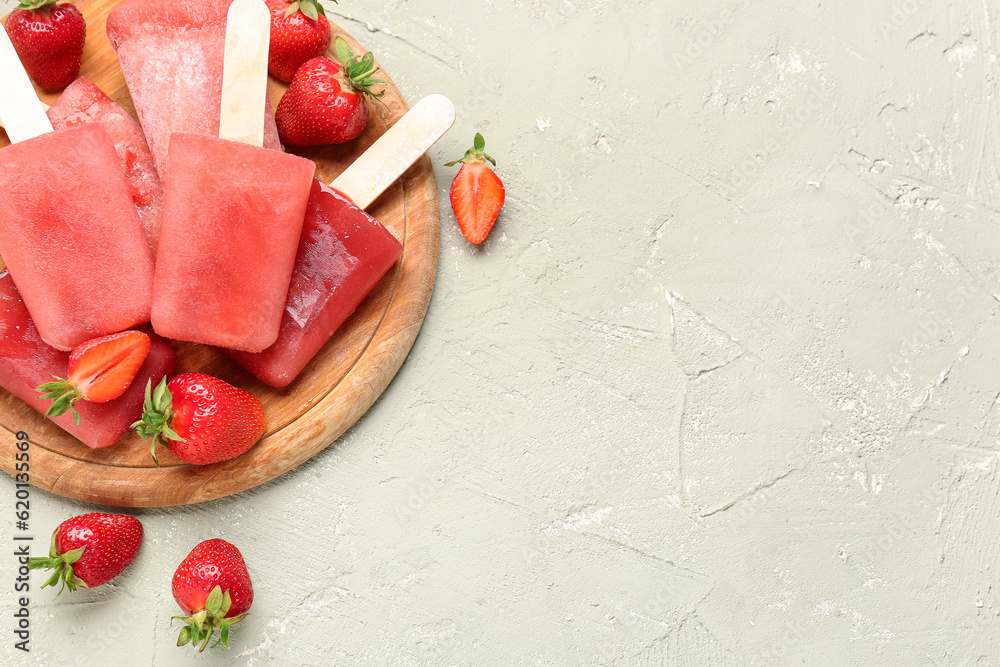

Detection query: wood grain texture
xmin=0 ymin=0 xmax=440 ymax=506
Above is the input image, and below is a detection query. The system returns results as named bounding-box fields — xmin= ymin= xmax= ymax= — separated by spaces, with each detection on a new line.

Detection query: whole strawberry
xmin=28 ymin=513 xmax=143 ymax=594
xmin=266 ymin=0 xmax=332 ymax=82
xmin=132 ymin=373 xmax=266 ymax=466
xmin=4 ymin=0 xmax=86 ymax=91
xmin=172 ymin=539 xmax=253 ymax=652
xmin=275 ymin=36 xmax=385 ymax=147
xmin=446 ymin=133 xmax=506 ymax=244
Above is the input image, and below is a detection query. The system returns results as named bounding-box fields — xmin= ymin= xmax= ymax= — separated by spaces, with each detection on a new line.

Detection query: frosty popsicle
xmin=0 ymin=26 xmax=155 ymax=352
xmin=0 ymin=271 xmax=177 ymax=449
xmin=47 ymin=77 xmax=165 ymax=256
xmin=151 ymin=0 xmax=314 ymax=353
xmin=225 ymin=95 xmax=455 ymax=386
xmin=106 ymin=0 xmax=282 ymax=177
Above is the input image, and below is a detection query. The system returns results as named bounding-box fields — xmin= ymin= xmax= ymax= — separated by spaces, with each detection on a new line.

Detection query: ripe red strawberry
xmin=28 ymin=513 xmax=143 ymax=594
xmin=172 ymin=539 xmax=253 ymax=652
xmin=266 ymin=0 xmax=332 ymax=83
xmin=275 ymin=36 xmax=385 ymax=146
xmin=132 ymin=373 xmax=266 ymax=466
xmin=4 ymin=0 xmax=86 ymax=91
xmin=36 ymin=330 xmax=151 ymax=425
xmin=446 ymin=133 xmax=506 ymax=244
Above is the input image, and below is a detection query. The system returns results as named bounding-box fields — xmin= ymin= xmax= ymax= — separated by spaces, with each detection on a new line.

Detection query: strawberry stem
xmin=445 ymin=133 xmax=496 ymax=167
xmin=36 ymin=377 xmax=82 ymax=424
xmin=284 ymin=0 xmax=330 ymax=20
xmin=131 ymin=378 xmax=184 ymax=466
xmin=16 ymin=0 xmax=58 ymax=10
xmin=173 ymin=586 xmax=247 ymax=652
xmin=333 ymin=36 xmax=386 ymax=99
xmin=27 ymin=533 xmax=88 ymax=596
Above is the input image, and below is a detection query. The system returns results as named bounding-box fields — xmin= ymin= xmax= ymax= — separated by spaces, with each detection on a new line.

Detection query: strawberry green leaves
xmin=27 ymin=534 xmax=87 ymax=595
xmin=334 ymin=36 xmax=387 ymax=99
xmin=284 ymin=0 xmax=328 ymax=21
xmin=174 ymin=585 xmax=248 ymax=652
xmin=132 ymin=377 xmax=183 ymax=466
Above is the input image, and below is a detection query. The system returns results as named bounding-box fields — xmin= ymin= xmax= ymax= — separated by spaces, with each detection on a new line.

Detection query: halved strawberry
xmin=446 ymin=133 xmax=505 ymax=244
xmin=36 ymin=330 xmax=151 ymax=424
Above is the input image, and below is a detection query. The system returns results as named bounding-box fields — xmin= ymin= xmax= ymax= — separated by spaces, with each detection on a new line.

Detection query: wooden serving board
xmin=0 ymin=0 xmax=439 ymax=506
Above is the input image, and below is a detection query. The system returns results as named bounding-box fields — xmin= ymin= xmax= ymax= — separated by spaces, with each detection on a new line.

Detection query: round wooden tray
xmin=0 ymin=0 xmax=439 ymax=506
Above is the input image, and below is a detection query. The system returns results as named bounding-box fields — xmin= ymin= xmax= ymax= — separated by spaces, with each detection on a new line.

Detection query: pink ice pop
xmin=0 ymin=271 xmax=177 ymax=448
xmin=151 ymin=0 xmax=314 ymax=353
xmin=224 ymin=95 xmax=455 ymax=386
xmin=47 ymin=77 xmax=165 ymax=256
xmin=106 ymin=0 xmax=282 ymax=177
xmin=0 ymin=27 xmax=154 ymax=352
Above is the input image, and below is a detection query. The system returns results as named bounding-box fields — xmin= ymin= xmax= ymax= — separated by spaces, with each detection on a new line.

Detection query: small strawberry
xmin=275 ymin=36 xmax=385 ymax=147
xmin=132 ymin=373 xmax=266 ymax=466
xmin=266 ymin=0 xmax=332 ymax=83
xmin=36 ymin=330 xmax=151 ymax=425
xmin=172 ymin=539 xmax=253 ymax=652
xmin=4 ymin=0 xmax=86 ymax=91
xmin=28 ymin=513 xmax=143 ymax=594
xmin=446 ymin=133 xmax=506 ymax=244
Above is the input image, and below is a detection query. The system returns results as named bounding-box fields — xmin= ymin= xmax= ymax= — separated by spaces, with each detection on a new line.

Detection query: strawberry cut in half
xmin=36 ymin=330 xmax=151 ymax=425
xmin=446 ymin=133 xmax=506 ymax=244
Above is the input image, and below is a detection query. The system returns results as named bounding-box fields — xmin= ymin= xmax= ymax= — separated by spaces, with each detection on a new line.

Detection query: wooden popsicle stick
xmin=219 ymin=0 xmax=270 ymax=146
xmin=331 ymin=94 xmax=456 ymax=210
xmin=0 ymin=102 xmax=51 ymax=129
xmin=0 ymin=24 xmax=53 ymax=143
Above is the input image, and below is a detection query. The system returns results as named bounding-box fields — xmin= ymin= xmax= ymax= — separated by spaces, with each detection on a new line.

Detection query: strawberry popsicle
xmin=225 ymin=180 xmax=402 ymax=386
xmin=152 ymin=134 xmax=314 ymax=351
xmin=47 ymin=77 xmax=164 ymax=256
xmin=0 ymin=122 xmax=155 ymax=351
xmin=106 ymin=0 xmax=282 ymax=177
xmin=0 ymin=25 xmax=154 ymax=352
xmin=0 ymin=271 xmax=177 ymax=448
xmin=151 ymin=0 xmax=315 ymax=352
xmin=224 ymin=95 xmax=456 ymax=386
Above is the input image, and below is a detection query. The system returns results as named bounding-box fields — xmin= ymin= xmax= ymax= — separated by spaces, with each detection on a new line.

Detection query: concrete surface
xmin=2 ymin=0 xmax=1000 ymax=664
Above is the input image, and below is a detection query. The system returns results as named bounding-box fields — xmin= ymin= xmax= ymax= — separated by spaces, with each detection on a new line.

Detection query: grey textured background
xmin=2 ymin=0 xmax=999 ymax=664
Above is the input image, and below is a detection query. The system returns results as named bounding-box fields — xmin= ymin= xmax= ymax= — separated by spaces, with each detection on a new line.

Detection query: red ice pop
xmin=0 ymin=26 xmax=154 ymax=352
xmin=106 ymin=0 xmax=282 ymax=177
xmin=151 ymin=0 xmax=314 ymax=353
xmin=225 ymin=95 xmax=456 ymax=386
xmin=47 ymin=77 xmax=165 ymax=256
